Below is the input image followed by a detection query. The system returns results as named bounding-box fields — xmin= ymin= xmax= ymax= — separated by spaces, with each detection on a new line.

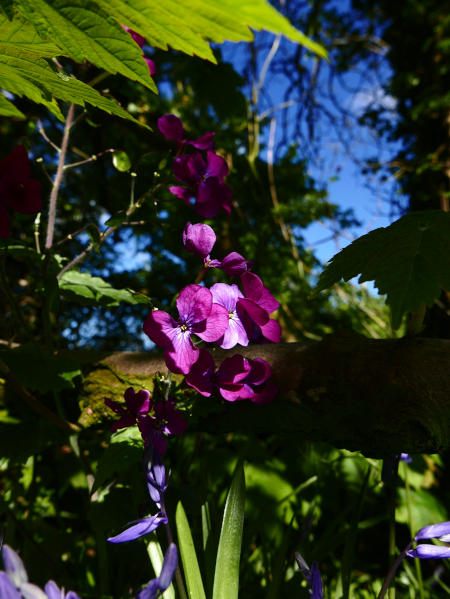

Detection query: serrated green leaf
xmin=112 ymin=150 xmax=131 ymax=172
xmin=309 ymin=211 xmax=450 ymax=329
xmin=96 ymin=0 xmax=326 ymax=63
xmin=59 ymin=270 xmax=139 ymax=307
xmin=0 ymin=91 xmax=25 ymax=117
xmin=213 ymin=464 xmax=246 ymax=599
xmin=176 ymin=501 xmax=207 ymax=599
xmin=0 ymin=14 xmax=66 ymax=57
xmin=91 ymin=427 xmax=142 ymax=495
xmin=14 ymin=0 xmax=157 ymax=92
xmin=104 ymin=210 xmax=128 ymax=227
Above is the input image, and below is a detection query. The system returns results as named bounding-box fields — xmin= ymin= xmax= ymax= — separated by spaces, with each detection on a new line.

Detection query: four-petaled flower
xmin=169 ymin=151 xmax=232 ymax=218
xmin=135 ymin=544 xmax=178 ymax=599
xmin=143 ymin=284 xmax=229 ymax=374
xmin=138 ymin=399 xmax=188 ymax=455
xmin=0 ymin=145 xmax=42 ymax=239
xmin=238 ymin=272 xmax=281 ymax=343
xmin=158 ymin=114 xmax=214 ymax=153
xmin=210 ymin=283 xmax=252 ymax=349
xmin=104 ymin=387 xmax=151 ymax=432
xmin=295 ymin=553 xmax=324 ymax=599
xmin=186 ymin=349 xmax=251 ymax=399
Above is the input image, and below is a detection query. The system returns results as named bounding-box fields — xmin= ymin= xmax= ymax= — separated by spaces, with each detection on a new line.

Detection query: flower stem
xmin=195 ymin=265 xmax=208 ymax=284
xmin=404 ymin=462 xmax=424 ymax=598
xmin=388 ymin=456 xmax=400 ymax=599
xmin=45 ymin=103 xmax=75 ymax=249
xmin=377 ymin=541 xmax=413 ymax=599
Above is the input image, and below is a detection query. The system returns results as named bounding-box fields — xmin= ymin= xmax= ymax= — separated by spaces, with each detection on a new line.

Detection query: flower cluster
xmin=158 ymin=114 xmax=231 ymax=217
xmin=0 ymin=145 xmax=42 ymax=239
xmin=407 ymin=521 xmax=450 ymax=559
xmin=122 ymin=25 xmax=156 ymax=76
xmin=1 ymin=543 xmax=81 ymax=599
xmin=105 ymin=386 xmax=187 ymax=455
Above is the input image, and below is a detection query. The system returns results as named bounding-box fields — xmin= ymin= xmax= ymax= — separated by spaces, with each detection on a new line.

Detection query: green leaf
xmin=146 ymin=533 xmax=176 ymax=599
xmin=43 ymin=272 xmax=60 ymax=313
xmin=0 ymin=0 xmax=14 ymax=20
xmin=112 ymin=150 xmax=131 ymax=172
xmin=86 ymin=223 xmax=101 ymax=251
xmin=96 ymin=0 xmax=326 ymax=63
xmin=176 ymin=501 xmax=207 ymax=599
xmin=59 ymin=270 xmax=139 ymax=307
xmin=202 ymin=502 xmax=216 ymax=599
xmin=14 ymin=0 xmax=157 ymax=92
xmin=0 ymin=91 xmax=25 ymax=117
xmin=91 ymin=427 xmax=143 ymax=495
xmin=0 ymin=14 xmax=66 ymax=57
xmin=0 ymin=39 xmax=152 ymax=126
xmin=0 ymin=349 xmax=82 ymax=393
xmin=213 ymin=464 xmax=246 ymax=599
xmin=309 ymin=211 xmax=450 ymax=329
xmin=104 ymin=210 xmax=128 ymax=227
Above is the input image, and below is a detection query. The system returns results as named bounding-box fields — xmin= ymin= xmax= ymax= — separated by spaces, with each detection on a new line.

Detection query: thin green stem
xmin=404 ymin=462 xmax=424 ymax=598
xmin=388 ymin=456 xmax=400 ymax=599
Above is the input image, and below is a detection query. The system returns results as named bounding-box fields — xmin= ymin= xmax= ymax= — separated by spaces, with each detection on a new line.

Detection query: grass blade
xmin=176 ymin=501 xmax=206 ymax=599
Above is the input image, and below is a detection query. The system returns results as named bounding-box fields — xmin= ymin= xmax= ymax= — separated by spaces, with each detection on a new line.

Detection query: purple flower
xmin=0 ymin=572 xmax=21 ymax=599
xmin=209 ymin=252 xmax=253 ymax=277
xmin=2 ymin=545 xmax=27 ymax=588
xmin=45 ymin=581 xmax=81 ymax=599
xmin=183 ymin=222 xmax=216 ymax=259
xmin=135 ymin=544 xmax=178 ymax=599
xmin=104 ymin=387 xmax=151 ymax=433
xmin=142 ymin=444 xmax=169 ymax=509
xmin=414 ymin=522 xmax=450 ymax=542
xmin=210 ymin=283 xmax=252 ymax=349
xmin=185 ymin=349 xmax=251 ymax=400
xmin=143 ymin=284 xmax=229 ymax=375
xmin=295 ymin=553 xmax=323 ymax=599
xmin=108 ymin=513 xmax=168 ymax=544
xmin=158 ymin=114 xmax=215 ymax=152
xmin=144 ymin=58 xmax=157 ymax=76
xmin=231 ymin=358 xmax=278 ymax=405
xmin=400 ymin=453 xmax=412 ymax=463
xmin=138 ymin=399 xmax=188 ymax=455
xmin=169 ymin=151 xmax=232 ymax=218
xmin=238 ymin=272 xmax=281 ymax=343
xmin=407 ymin=545 xmax=450 ymax=559
xmin=405 ymin=521 xmax=450 ymax=560
xmin=0 ymin=145 xmax=42 ymax=239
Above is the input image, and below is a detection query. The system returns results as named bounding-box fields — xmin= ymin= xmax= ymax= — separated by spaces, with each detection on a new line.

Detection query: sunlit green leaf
xmin=112 ymin=150 xmax=131 ymax=172
xmin=59 ymin=270 xmax=140 ymax=306
xmin=176 ymin=501 xmax=207 ymax=599
xmin=0 ymin=91 xmax=24 ymax=117
xmin=104 ymin=210 xmax=128 ymax=227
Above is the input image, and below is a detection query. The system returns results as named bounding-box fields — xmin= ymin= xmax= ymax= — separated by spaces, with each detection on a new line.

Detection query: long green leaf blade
xmin=176 ymin=501 xmax=207 ymax=599
xmin=212 ymin=464 xmax=246 ymax=599
xmin=202 ymin=502 xmax=216 ymax=599
xmin=147 ymin=532 xmax=176 ymax=599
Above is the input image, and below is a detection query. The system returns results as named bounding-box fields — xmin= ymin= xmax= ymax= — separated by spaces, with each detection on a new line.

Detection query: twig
xmin=37 ymin=118 xmax=61 ymax=153
xmin=45 ymin=104 xmax=75 ymax=249
xmin=63 ymin=148 xmax=115 ymax=170
xmin=257 ymin=34 xmax=281 ymax=102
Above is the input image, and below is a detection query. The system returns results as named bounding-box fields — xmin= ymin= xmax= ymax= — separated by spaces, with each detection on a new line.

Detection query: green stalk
xmin=388 ymin=457 xmax=400 ymax=599
xmin=404 ymin=462 xmax=424 ymax=598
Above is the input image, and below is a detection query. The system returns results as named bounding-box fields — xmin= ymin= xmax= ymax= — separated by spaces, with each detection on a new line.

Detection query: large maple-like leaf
xmin=309 ymin=211 xmax=450 ymax=329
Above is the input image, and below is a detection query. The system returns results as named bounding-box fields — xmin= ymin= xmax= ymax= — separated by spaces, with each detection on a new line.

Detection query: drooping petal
xmin=107 ymin=514 xmax=167 ymax=543
xmin=164 ymin=329 xmax=199 ymax=375
xmin=248 ymin=383 xmax=278 ymax=405
xmin=415 ymin=522 xmax=450 ymax=541
xmin=196 ymin=179 xmax=213 ymax=204
xmin=238 ymin=298 xmax=270 ymax=327
xmin=185 ymin=370 xmax=214 ymax=396
xmin=0 ymin=204 xmax=11 ymax=239
xmin=104 ymin=397 xmax=126 ymax=415
xmin=196 ymin=303 xmax=229 ymax=343
xmin=143 ymin=310 xmax=178 ymax=348
xmin=109 ymin=414 xmax=137 ymax=433
xmin=258 ymin=318 xmax=282 ymax=343
xmin=407 ymin=544 xmax=450 ymax=559
xmin=188 ymin=131 xmax=215 ymax=150
xmin=183 ymin=222 xmax=216 ymax=258
xmin=124 ymin=387 xmax=151 ymax=414
xmin=218 ymin=315 xmax=249 ymax=349
xmin=205 ymin=151 xmax=229 ymax=179
xmin=2 ymin=544 xmax=28 ymax=586
xmin=158 ymin=544 xmax=178 ymax=591
xmin=259 ymin=286 xmax=280 ymax=315
xmin=65 ymin=592 xmax=82 ymax=599
xmin=216 ymin=354 xmax=251 ymax=385
xmin=158 ymin=114 xmax=184 ymax=143
xmin=241 ymin=272 xmax=264 ymax=302
xmin=219 ymin=387 xmax=245 ymax=402
xmin=176 ymin=284 xmax=212 ymax=325
xmin=20 ymin=582 xmax=48 ymax=599
xmin=44 ymin=581 xmax=63 ymax=599
xmin=245 ymin=358 xmax=271 ymax=385
xmin=168 ymin=186 xmax=191 ymax=205
xmin=194 ymin=190 xmax=222 ymax=218
xmin=0 ymin=572 xmax=21 ymax=599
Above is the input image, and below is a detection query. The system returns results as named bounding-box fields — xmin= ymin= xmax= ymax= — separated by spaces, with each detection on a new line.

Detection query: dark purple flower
xmin=209 ymin=252 xmax=253 ymax=277
xmin=238 ymin=272 xmax=281 ymax=343
xmin=135 ymin=544 xmax=178 ymax=599
xmin=104 ymin=387 xmax=151 ymax=433
xmin=170 ymin=151 xmax=231 ymax=218
xmin=295 ymin=553 xmax=323 ymax=599
xmin=138 ymin=400 xmax=188 ymax=455
xmin=183 ymin=222 xmax=216 ymax=259
xmin=45 ymin=581 xmax=81 ymax=599
xmin=143 ymin=284 xmax=229 ymax=375
xmin=218 ymin=357 xmax=277 ymax=405
xmin=400 ymin=453 xmax=412 ymax=463
xmin=210 ymin=283 xmax=252 ymax=349
xmin=108 ymin=512 xmax=168 ymax=544
xmin=0 ymin=145 xmax=42 ymax=239
xmin=144 ymin=58 xmax=157 ymax=76
xmin=185 ymin=349 xmax=251 ymax=400
xmin=142 ymin=444 xmax=169 ymax=509
xmin=158 ymin=114 xmax=215 ymax=151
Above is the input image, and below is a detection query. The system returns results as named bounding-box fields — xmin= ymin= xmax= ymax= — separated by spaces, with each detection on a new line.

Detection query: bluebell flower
xmin=135 ymin=544 xmax=178 ymax=599
xmin=108 ymin=513 xmax=168 ymax=544
xmin=45 ymin=580 xmax=82 ymax=599
xmin=407 ymin=521 xmax=450 ymax=559
xmin=143 ymin=444 xmax=169 ymax=510
xmin=295 ymin=553 xmax=323 ymax=599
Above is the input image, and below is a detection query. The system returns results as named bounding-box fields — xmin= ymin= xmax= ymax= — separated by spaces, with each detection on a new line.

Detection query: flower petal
xmin=107 ymin=514 xmax=167 ymax=543
xmin=0 ymin=179 xmax=42 ymax=214
xmin=164 ymin=330 xmax=199 ymax=375
xmin=168 ymin=186 xmax=191 ymax=205
xmin=196 ymin=303 xmax=229 ymax=342
xmin=158 ymin=544 xmax=178 ymax=591
xmin=415 ymin=521 xmax=450 ymax=541
xmin=20 ymin=583 xmax=47 ymax=599
xmin=185 ymin=370 xmax=214 ymax=396
xmin=210 ymin=283 xmax=241 ymax=313
xmin=259 ymin=286 xmax=280 ymax=315
xmin=241 ymin=272 xmax=263 ymax=302
xmin=245 ymin=358 xmax=271 ymax=385
xmin=143 ymin=310 xmax=178 ymax=347
xmin=238 ymin=298 xmax=270 ymax=327
xmin=188 ymin=131 xmax=215 ymax=150
xmin=44 ymin=581 xmax=63 ymax=599
xmin=249 ymin=383 xmax=278 ymax=406
xmin=124 ymin=387 xmax=151 ymax=414
xmin=0 ymin=572 xmax=21 ymax=599
xmin=407 ymin=544 xmax=450 ymax=559
xmin=109 ymin=414 xmax=136 ymax=433
xmin=216 ymin=354 xmax=251 ymax=385
xmin=104 ymin=397 xmax=126 ymax=415
xmin=172 ymin=155 xmax=193 ymax=183
xmin=183 ymin=222 xmax=216 ymax=258
xmin=205 ymin=151 xmax=228 ymax=179
xmin=258 ymin=318 xmax=282 ymax=343
xmin=155 ymin=402 xmax=188 ymax=435
xmin=2 ymin=544 xmax=28 ymax=586
xmin=217 ymin=252 xmax=253 ymax=277
xmin=0 ymin=145 xmax=30 ymax=183
xmin=177 ymin=285 xmax=212 ymax=324
xmin=158 ymin=114 xmax=184 ymax=142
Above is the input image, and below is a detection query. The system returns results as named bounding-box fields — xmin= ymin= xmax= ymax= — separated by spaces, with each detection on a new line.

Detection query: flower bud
xmin=182 ymin=222 xmax=216 ymax=258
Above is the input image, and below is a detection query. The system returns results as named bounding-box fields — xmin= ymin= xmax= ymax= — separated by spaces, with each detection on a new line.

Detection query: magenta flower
xmin=158 ymin=114 xmax=215 ymax=152
xmin=143 ymin=284 xmax=229 ymax=374
xmin=185 ymin=349 xmax=251 ymax=399
xmin=238 ymin=272 xmax=281 ymax=343
xmin=230 ymin=358 xmax=278 ymax=405
xmin=0 ymin=145 xmax=42 ymax=239
xmin=122 ymin=26 xmax=156 ymax=76
xmin=138 ymin=399 xmax=188 ymax=455
xmin=209 ymin=252 xmax=254 ymax=277
xmin=104 ymin=387 xmax=151 ymax=432
xmin=210 ymin=283 xmax=252 ymax=349
xmin=183 ymin=222 xmax=216 ymax=259
xmin=169 ymin=151 xmax=232 ymax=218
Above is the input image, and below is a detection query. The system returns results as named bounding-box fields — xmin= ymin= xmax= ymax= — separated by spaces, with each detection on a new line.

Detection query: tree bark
xmin=67 ymin=330 xmax=450 ymax=458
